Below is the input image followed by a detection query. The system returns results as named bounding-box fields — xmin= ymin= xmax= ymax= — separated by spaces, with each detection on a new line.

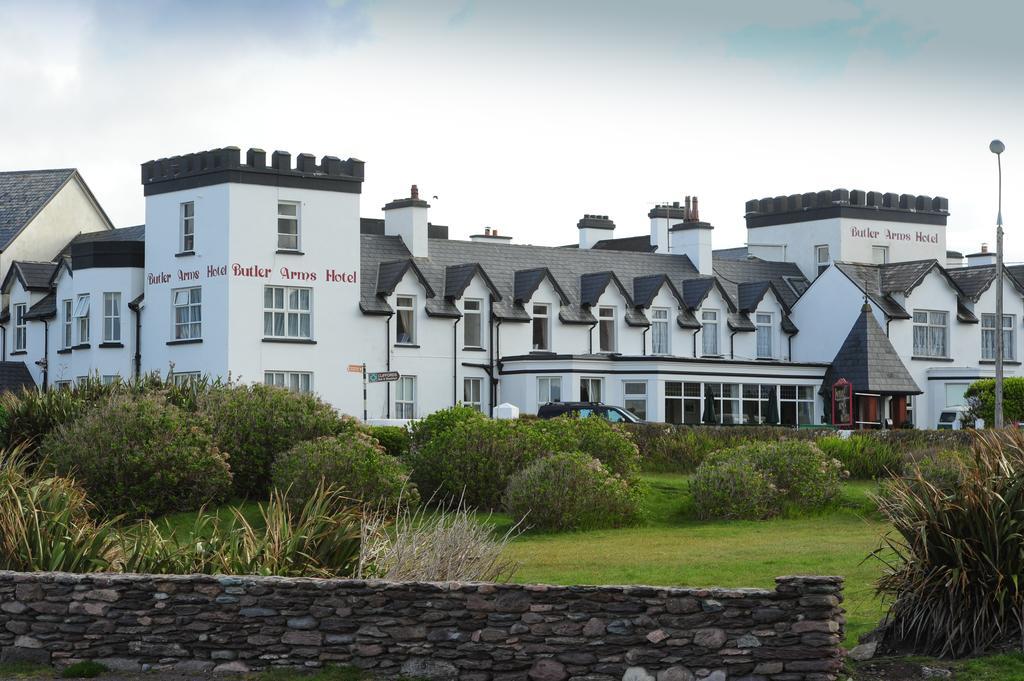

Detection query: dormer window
xmin=463 ymin=299 xmax=483 ymax=348
xmin=277 ymin=201 xmax=300 ymax=251
xmin=756 ymin=312 xmax=773 ymax=359
xmin=396 ymin=295 xmax=416 ymax=345
xmin=598 ymin=306 xmax=616 ymax=352
xmin=701 ymin=309 xmax=719 ymax=356
xmin=532 ymin=303 xmax=550 ymax=351
xmin=651 ymin=307 xmax=670 ymax=355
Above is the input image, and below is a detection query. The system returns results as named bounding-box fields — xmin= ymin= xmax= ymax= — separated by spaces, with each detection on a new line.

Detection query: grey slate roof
xmin=360 ymin=234 xmax=707 ymax=325
xmin=632 ymin=274 xmax=684 ymax=309
xmin=2 ymin=261 xmax=59 ymax=293
xmin=737 ymin=281 xmax=771 ymax=312
xmin=0 ymin=169 xmax=76 ymax=251
xmin=712 ymin=246 xmax=750 ymax=261
xmin=70 ymin=224 xmax=145 ymax=244
xmin=833 ymin=262 xmax=912 ymax=319
xmin=680 ymin=278 xmax=717 ymax=310
xmin=0 ymin=362 xmax=35 ymax=393
xmin=444 ymin=263 xmax=501 ymax=300
xmin=821 ymin=304 xmax=921 ymax=396
xmin=24 ymin=292 xmax=56 ymax=320
xmin=712 ymin=256 xmax=807 ymax=309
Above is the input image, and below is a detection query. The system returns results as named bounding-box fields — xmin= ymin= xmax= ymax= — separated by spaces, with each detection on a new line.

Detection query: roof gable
xmin=633 ymin=274 xmax=685 ymax=309
xmin=514 ymin=268 xmax=570 ymax=305
xmin=444 ymin=263 xmax=502 ymax=301
xmin=0 ymin=169 xmax=76 ymax=251
xmin=375 ymin=259 xmax=435 ymax=298
xmin=1 ymin=261 xmax=58 ymax=294
xmin=580 ymin=271 xmax=633 ymax=308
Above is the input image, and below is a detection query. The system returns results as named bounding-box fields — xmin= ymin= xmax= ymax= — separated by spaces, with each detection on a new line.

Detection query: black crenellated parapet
xmin=140 ymin=146 xmax=365 ymax=196
xmin=745 ymin=188 xmax=949 ymax=228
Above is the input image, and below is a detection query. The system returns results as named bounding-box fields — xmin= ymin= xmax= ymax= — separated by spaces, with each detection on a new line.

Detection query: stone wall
xmin=0 ymin=571 xmax=845 ymax=680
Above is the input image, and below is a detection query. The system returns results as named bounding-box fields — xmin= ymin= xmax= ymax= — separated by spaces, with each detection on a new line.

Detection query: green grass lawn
xmin=503 ymin=474 xmax=890 ymax=644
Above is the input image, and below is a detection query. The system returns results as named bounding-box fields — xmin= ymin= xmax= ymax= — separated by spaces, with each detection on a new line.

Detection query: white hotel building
xmin=0 ymin=147 xmax=1017 ymax=428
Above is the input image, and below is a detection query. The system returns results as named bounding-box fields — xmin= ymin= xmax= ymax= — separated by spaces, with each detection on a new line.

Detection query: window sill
xmin=9 ymin=350 xmax=26 ymax=356
xmin=174 ymin=251 xmax=195 ymax=258
xmin=262 ymin=338 xmax=316 ymax=345
xmin=980 ymin=359 xmax=1022 ymax=365
xmin=72 ymin=344 xmax=90 ymax=350
xmin=167 ymin=338 xmax=202 ymax=346
xmin=462 ymin=346 xmax=487 ymax=352
xmin=701 ymin=354 xmax=724 ymax=359
xmin=911 ymin=356 xmax=954 ymax=362
xmin=276 ymin=249 xmax=305 ymax=256
xmin=394 ymin=343 xmax=420 ymax=349
xmin=56 ymin=348 xmax=72 ymax=355
xmin=99 ymin=342 xmax=124 ymax=349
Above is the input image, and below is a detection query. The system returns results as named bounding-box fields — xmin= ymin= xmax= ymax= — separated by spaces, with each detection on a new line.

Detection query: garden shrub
xmin=1 ymin=386 xmax=93 ymax=450
xmin=965 ymin=377 xmax=1024 ymax=426
xmin=690 ymin=458 xmax=780 ymax=520
xmin=367 ymin=425 xmax=411 ymax=459
xmin=503 ymin=451 xmax=643 ymax=531
xmin=407 ymin=417 xmax=555 ymax=509
xmin=42 ymin=394 xmax=231 ymax=518
xmin=408 ymin=404 xmax=485 ymax=450
xmin=874 ymin=428 xmax=1024 ymax=657
xmin=691 ymin=441 xmax=842 ymax=519
xmin=534 ymin=416 xmax=641 ymax=481
xmin=816 ymin=434 xmax=903 ymax=479
xmin=197 ymin=383 xmax=356 ymax=498
xmin=271 ymin=433 xmax=418 ymax=510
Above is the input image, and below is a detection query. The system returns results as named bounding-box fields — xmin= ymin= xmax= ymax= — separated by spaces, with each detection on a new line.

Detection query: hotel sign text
xmin=849 ymin=225 xmax=938 ymax=244
xmin=148 ymin=264 xmax=358 ymax=285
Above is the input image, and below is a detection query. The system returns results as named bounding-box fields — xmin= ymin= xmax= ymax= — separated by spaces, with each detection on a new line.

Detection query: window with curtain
xmin=913 ymin=310 xmax=948 ymax=357
xmin=981 ymin=313 xmax=1015 ymax=360
xmin=651 ymin=307 xmax=670 ymax=354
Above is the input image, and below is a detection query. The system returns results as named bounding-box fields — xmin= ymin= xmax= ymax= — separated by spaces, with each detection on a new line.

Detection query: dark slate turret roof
xmin=0 ymin=362 xmax=35 ymax=393
xmin=0 ymin=169 xmax=76 ymax=250
xmin=821 ymin=304 xmax=921 ymax=395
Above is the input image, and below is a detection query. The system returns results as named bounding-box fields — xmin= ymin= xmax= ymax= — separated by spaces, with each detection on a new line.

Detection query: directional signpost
xmin=351 ymin=363 xmax=400 ymax=421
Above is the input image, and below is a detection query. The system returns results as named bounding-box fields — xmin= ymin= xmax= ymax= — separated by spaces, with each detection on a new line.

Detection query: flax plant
xmin=872 ymin=428 xmax=1024 ymax=657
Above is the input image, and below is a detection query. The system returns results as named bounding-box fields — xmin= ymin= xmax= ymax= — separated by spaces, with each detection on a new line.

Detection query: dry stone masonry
xmin=0 ymin=572 xmax=845 ymax=680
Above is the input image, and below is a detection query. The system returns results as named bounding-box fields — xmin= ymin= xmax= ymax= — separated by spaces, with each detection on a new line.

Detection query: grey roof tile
xmin=822 ymin=304 xmax=921 ymax=395
xmin=712 ymin=256 xmax=808 ymax=308
xmin=590 ymin=235 xmax=656 ymax=253
xmin=24 ymin=292 xmax=56 ymax=320
xmin=0 ymin=169 xmax=76 ymax=250
xmin=2 ymin=260 xmax=59 ymax=293
xmin=0 ymin=362 xmax=34 ymax=392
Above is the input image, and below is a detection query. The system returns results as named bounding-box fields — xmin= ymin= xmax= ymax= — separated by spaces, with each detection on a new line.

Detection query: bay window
xmin=623 ymin=381 xmax=648 ymax=420
xmin=580 ymin=377 xmax=603 ymax=402
xmin=74 ymin=294 xmax=90 ymax=344
xmin=103 ymin=292 xmax=121 ymax=343
xmin=538 ymin=376 xmax=562 ymax=404
xmin=62 ymin=299 xmax=72 ymax=349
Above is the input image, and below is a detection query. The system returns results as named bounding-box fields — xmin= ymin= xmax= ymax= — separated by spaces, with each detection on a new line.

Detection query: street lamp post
xmin=991 ymin=139 xmax=1006 ymax=428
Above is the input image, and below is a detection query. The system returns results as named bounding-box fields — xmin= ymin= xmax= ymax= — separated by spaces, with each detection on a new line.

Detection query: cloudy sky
xmin=1 ymin=0 xmax=1021 ymax=258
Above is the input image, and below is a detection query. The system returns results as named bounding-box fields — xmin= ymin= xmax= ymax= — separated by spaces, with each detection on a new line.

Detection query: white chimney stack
xmin=577 ymin=214 xmax=615 ymax=249
xmin=383 ymin=184 xmax=430 ymax=257
xmin=966 ymin=242 xmax=996 ymax=267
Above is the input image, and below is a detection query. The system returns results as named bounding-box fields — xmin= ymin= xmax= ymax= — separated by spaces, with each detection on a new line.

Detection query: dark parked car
xmin=536 ymin=401 xmax=643 ymax=423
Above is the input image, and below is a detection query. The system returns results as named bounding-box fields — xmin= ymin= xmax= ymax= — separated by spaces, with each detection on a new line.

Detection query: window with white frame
xmin=172 ymin=287 xmax=202 ymax=340
xmin=705 ymin=383 xmax=741 ymax=424
xmin=651 ymin=307 xmax=670 ymax=355
xmin=532 ymin=303 xmax=550 ymax=350
xmin=623 ymin=381 xmax=648 ymax=420
xmin=779 ymin=385 xmax=815 ymax=425
xmin=101 ymin=375 xmax=120 ymax=385
xmin=580 ymin=377 xmax=603 ymax=402
xmin=701 ymin=309 xmax=719 ymax=356
xmin=265 ymin=371 xmax=313 ymax=394
xmin=264 ymin=286 xmax=311 ymax=339
xmin=463 ymin=377 xmax=482 ymax=411
xmin=537 ymin=376 xmax=562 ymax=404
xmin=396 ymin=376 xmax=416 ymax=419
xmin=982 ymin=313 xmax=1016 ymax=361
xmin=815 ymin=245 xmax=830 ymax=276
xmin=180 ymin=201 xmax=195 ymax=253
xmin=906 ymin=395 xmax=914 ymax=426
xmin=103 ymin=292 xmax=121 ymax=343
xmin=872 ymin=245 xmax=889 ymax=264
xmin=13 ymin=303 xmax=26 ymax=352
xmin=395 ymin=295 xmax=416 ymax=344
xmin=62 ymin=299 xmax=72 ymax=349
xmin=463 ymin=298 xmax=483 ymax=348
xmin=755 ymin=312 xmax=773 ymax=358
xmin=664 ymin=382 xmax=702 ymax=424
xmin=172 ymin=372 xmax=201 ymax=387
xmin=598 ymin=306 xmax=616 ymax=352
xmin=913 ymin=310 xmax=948 ymax=357
xmin=277 ymin=201 xmax=300 ymax=251
xmin=74 ymin=294 xmax=90 ymax=344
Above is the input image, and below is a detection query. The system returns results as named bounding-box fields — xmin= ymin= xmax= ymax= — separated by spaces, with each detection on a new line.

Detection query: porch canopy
xmin=821 ymin=303 xmax=921 ymax=428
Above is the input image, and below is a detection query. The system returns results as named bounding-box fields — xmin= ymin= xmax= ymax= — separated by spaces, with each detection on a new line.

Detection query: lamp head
xmin=991 ymin=139 xmax=1006 ymax=155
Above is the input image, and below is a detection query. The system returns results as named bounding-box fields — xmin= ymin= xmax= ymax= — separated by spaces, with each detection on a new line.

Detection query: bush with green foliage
xmin=408 ymin=404 xmax=486 ymax=451
xmin=691 ymin=441 xmax=842 ymax=519
xmin=42 ymin=394 xmax=231 ymax=518
xmin=533 ymin=416 xmax=642 ymax=482
xmin=503 ymin=451 xmax=643 ymax=531
xmin=965 ymin=376 xmax=1024 ymax=426
xmin=816 ymin=434 xmax=903 ymax=479
xmin=271 ymin=433 xmax=418 ymax=510
xmin=874 ymin=428 xmax=1024 ymax=657
xmin=367 ymin=425 xmax=411 ymax=459
xmin=198 ymin=383 xmax=356 ymax=498
xmin=407 ymin=416 xmax=556 ymax=509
